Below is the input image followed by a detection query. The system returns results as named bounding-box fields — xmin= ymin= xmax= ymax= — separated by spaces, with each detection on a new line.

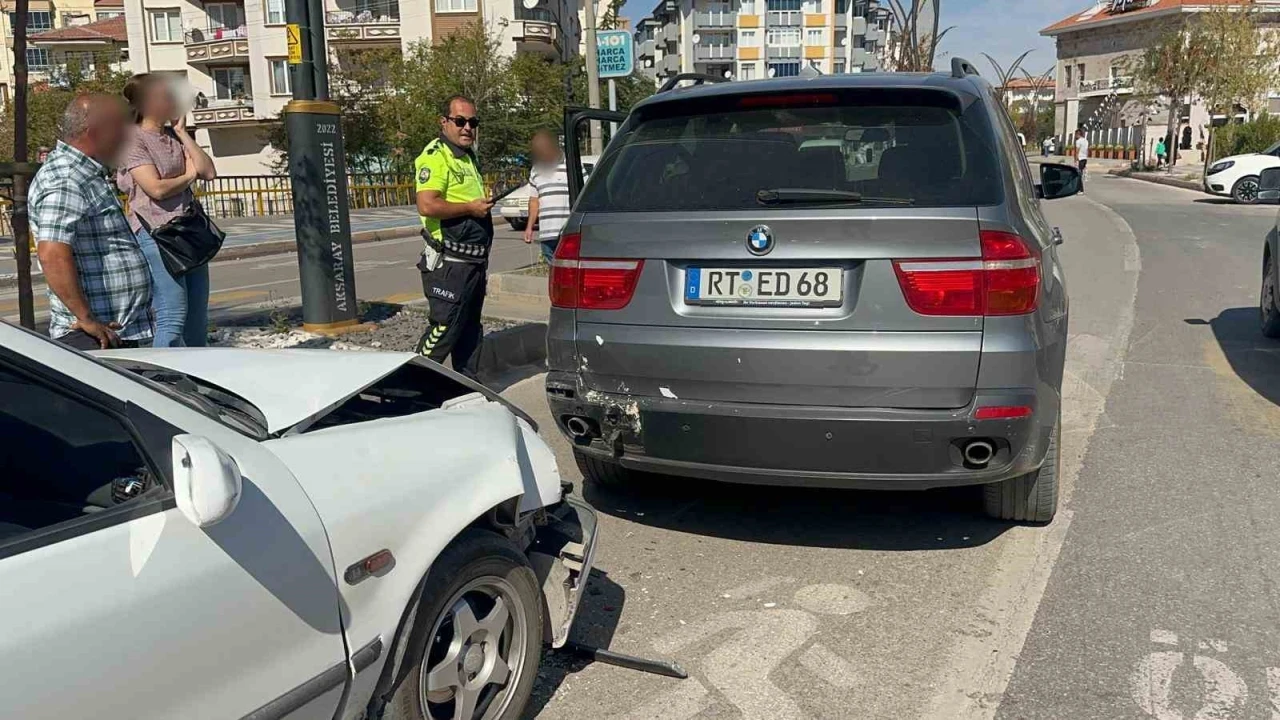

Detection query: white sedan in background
xmin=1205 ymin=141 xmax=1280 ymax=204
xmin=498 ymin=156 xmax=598 ymax=231
xmin=0 ymin=321 xmax=597 ymax=720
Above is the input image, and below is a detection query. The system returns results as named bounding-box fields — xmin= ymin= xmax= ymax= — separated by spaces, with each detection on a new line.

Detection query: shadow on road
xmin=582 ymin=473 xmax=1010 ymax=552
xmin=1204 ymin=307 xmax=1280 ymax=407
xmin=525 ymin=568 xmax=625 ymax=719
xmin=1194 ymin=198 xmax=1240 ymax=206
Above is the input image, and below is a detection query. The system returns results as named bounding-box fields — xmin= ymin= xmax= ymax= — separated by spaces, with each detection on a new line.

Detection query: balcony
xmin=1080 ymin=75 xmax=1133 ymax=97
xmin=325 ymin=9 xmax=401 ymax=45
xmin=659 ymin=54 xmax=679 ymax=73
xmin=694 ymin=11 xmax=734 ymax=27
xmin=638 ymin=38 xmax=655 ymax=57
xmin=767 ymin=10 xmax=801 ymax=25
xmin=661 ymin=22 xmax=679 ymax=44
xmin=512 ymin=19 xmax=560 ymax=59
xmin=185 ymin=26 xmax=251 ymax=64
xmin=767 ymin=45 xmax=801 ymax=59
xmin=191 ymin=99 xmax=259 ymax=127
xmin=694 ymin=43 xmax=735 ymax=60
xmin=835 ymin=14 xmax=846 ymax=27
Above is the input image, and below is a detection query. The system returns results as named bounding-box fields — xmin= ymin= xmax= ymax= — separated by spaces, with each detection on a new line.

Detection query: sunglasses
xmin=445 ymin=115 xmax=480 ymax=129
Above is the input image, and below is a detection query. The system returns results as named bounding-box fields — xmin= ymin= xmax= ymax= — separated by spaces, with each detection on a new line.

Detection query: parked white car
xmin=0 ymin=321 xmax=597 ymax=720
xmin=498 ymin=156 xmax=598 ymax=231
xmin=1205 ymin=142 xmax=1280 ymax=204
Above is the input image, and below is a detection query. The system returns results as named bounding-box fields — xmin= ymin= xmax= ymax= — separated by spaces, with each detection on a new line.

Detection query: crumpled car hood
xmin=97 ymin=348 xmax=414 ymax=434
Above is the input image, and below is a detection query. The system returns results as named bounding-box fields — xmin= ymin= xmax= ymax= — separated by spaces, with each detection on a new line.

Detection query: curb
xmin=487 ymin=269 xmax=546 ymax=303
xmin=1109 ymin=168 xmax=1205 ymax=193
xmin=476 ymin=322 xmax=547 ymax=381
xmin=0 ymin=224 xmax=422 ymax=291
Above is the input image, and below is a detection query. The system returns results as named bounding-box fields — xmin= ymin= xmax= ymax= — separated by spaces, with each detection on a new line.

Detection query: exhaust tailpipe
xmin=963 ymin=440 xmax=995 ymax=467
xmin=566 ymin=416 xmax=595 ymax=439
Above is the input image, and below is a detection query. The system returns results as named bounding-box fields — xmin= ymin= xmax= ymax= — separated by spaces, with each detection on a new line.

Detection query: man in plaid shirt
xmin=32 ymin=94 xmax=153 ymax=349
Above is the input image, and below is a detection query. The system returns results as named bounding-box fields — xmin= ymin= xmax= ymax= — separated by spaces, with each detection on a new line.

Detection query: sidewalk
xmin=1028 ymin=153 xmax=1207 ymax=193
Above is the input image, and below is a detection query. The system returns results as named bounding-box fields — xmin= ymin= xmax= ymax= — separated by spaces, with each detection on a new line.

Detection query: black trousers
xmin=417 ymin=259 xmax=487 ymax=377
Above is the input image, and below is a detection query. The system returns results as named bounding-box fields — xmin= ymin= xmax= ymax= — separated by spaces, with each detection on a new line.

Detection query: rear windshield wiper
xmin=755 ymin=188 xmax=915 ymax=206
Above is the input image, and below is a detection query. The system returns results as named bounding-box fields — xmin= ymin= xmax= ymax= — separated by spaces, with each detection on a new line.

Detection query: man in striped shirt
xmin=524 ymin=130 xmax=571 ymax=263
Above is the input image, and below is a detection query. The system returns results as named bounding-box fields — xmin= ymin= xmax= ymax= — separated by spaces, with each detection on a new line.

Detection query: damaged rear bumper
xmin=545 ymin=371 xmax=1056 ymax=490
xmin=529 ymin=495 xmax=599 ymax=648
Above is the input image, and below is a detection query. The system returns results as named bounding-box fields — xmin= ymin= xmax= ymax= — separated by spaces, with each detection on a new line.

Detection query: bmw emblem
xmin=746 ymin=225 xmax=774 ymax=256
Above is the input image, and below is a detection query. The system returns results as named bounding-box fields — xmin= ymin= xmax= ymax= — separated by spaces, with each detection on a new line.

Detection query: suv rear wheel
xmin=574 ymin=449 xmax=630 ymax=488
xmin=983 ymin=422 xmax=1060 ymax=523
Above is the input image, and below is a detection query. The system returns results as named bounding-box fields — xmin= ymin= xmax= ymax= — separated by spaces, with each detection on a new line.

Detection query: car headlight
xmin=1208 ymin=161 xmax=1235 ymax=175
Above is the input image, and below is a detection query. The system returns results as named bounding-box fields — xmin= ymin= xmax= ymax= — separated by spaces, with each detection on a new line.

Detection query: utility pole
xmin=12 ymin=0 xmax=35 ymax=330
xmin=584 ymin=0 xmax=602 ymax=154
xmin=284 ymin=0 xmax=358 ymax=333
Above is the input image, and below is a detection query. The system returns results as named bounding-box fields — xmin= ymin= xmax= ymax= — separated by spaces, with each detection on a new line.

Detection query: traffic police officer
xmin=413 ymin=94 xmax=494 ymax=375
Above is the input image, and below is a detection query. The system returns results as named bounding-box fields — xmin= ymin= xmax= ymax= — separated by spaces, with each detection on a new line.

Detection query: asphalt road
xmin=496 ymin=176 xmax=1280 ymax=719
xmin=0 ymin=217 xmax=539 ymax=326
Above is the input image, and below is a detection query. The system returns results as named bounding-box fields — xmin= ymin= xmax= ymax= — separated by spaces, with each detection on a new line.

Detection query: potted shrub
xmin=1127 ymin=145 xmax=1137 ymax=160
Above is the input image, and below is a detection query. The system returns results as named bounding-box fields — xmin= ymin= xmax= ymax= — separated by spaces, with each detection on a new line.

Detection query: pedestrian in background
xmin=1075 ymin=129 xmax=1090 ymax=192
xmin=118 ymin=73 xmax=218 ymax=347
xmin=1041 ymin=136 xmax=1052 ymax=157
xmin=412 ymin=94 xmax=494 ymax=376
xmin=524 ymin=129 xmax=570 ymax=264
xmin=1155 ymin=136 xmax=1167 ymax=169
xmin=32 ymin=94 xmax=153 ymax=349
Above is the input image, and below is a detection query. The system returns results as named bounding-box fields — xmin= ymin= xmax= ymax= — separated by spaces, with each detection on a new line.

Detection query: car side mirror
xmin=172 ymin=434 xmax=242 ymax=528
xmin=1038 ymin=163 xmax=1082 ymax=200
xmin=1259 ymin=168 xmax=1280 ymax=204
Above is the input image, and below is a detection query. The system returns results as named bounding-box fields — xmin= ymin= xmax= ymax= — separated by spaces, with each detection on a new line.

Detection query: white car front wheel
xmin=388 ymin=530 xmax=543 ymax=720
xmin=1233 ymin=175 xmax=1262 ymax=205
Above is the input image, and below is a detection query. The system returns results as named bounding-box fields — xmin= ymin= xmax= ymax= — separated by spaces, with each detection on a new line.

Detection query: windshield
xmin=579 ymin=90 xmax=1003 ymax=212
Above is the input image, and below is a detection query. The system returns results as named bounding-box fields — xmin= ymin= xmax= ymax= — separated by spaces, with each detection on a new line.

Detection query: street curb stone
xmin=1108 ymin=168 xmax=1205 ymax=193
xmin=487 ymin=270 xmax=546 ymax=301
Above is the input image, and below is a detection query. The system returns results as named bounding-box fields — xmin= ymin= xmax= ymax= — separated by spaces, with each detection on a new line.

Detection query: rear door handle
xmin=1051 ymin=227 xmax=1064 ymax=245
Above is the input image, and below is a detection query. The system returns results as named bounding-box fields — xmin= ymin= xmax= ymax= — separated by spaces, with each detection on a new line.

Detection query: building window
xmin=833 ymin=58 xmax=845 ymax=73
xmin=805 ymin=27 xmax=824 ymax=45
xmin=266 ymin=0 xmax=286 ymax=25
xmin=25 ymin=48 xmax=50 ymax=70
xmin=766 ymin=27 xmax=800 ymax=45
xmin=739 ymin=0 xmax=756 ymax=13
xmin=739 ymin=62 xmax=755 ymax=79
xmin=768 ymin=61 xmax=799 ymax=77
xmin=269 ymin=59 xmax=292 ymax=95
xmin=213 ymin=66 xmax=249 ymax=101
xmin=11 ymin=11 xmax=54 ymax=34
xmin=149 ymin=9 xmax=182 ymax=42
xmin=766 ymin=0 xmax=801 ymax=10
xmin=1065 ymin=64 xmax=1073 ymax=88
xmin=836 ymin=0 xmax=848 ymax=12
xmin=739 ymin=28 xmax=759 ymax=46
xmin=206 ymin=3 xmax=243 ymax=29
xmin=801 ymin=0 xmax=821 ymax=12
xmin=436 ymin=0 xmax=477 ymax=12
xmin=96 ymin=10 xmax=124 ymax=20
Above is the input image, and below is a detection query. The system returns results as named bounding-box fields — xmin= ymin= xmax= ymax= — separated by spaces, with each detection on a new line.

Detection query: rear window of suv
xmin=578 ymin=88 xmax=1004 ymax=212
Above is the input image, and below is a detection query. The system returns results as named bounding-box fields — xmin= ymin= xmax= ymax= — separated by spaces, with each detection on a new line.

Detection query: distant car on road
xmin=498 ymin=155 xmax=598 ymax=231
xmin=0 ymin=321 xmax=597 ymax=720
xmin=1205 ymin=142 xmax=1280 ymax=204
xmin=549 ymin=62 xmax=1082 ymax=523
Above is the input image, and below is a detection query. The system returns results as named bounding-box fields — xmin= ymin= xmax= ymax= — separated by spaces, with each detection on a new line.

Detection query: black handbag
xmin=137 ymin=199 xmax=225 ymax=278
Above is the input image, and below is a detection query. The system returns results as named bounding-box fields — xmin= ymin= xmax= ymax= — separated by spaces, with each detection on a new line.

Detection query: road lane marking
xmin=1131 ymin=631 xmax=1251 ymax=720
xmin=923 ymin=192 xmax=1142 ymax=720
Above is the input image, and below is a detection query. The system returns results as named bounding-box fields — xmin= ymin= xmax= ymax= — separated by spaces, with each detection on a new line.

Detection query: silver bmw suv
xmin=546 ymin=60 xmax=1082 ymax=522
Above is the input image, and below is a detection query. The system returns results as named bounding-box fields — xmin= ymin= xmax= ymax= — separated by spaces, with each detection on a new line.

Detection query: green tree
xmin=1129 ymin=17 xmax=1210 ymax=172
xmin=1194 ymin=6 xmax=1280 ymax=170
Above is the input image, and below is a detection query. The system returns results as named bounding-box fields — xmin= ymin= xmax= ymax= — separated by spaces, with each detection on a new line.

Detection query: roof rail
xmin=951 ymin=57 xmax=981 ymax=79
xmin=657 ymin=73 xmax=728 ymax=93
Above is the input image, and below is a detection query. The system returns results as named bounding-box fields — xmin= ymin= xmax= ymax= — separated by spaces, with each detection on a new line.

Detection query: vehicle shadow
xmin=524 ymin=568 xmax=625 ymax=719
xmin=1205 ymin=307 xmax=1280 ymax=407
xmin=1194 ymin=198 xmax=1239 ymax=206
xmin=581 ymin=472 xmax=1011 ymax=552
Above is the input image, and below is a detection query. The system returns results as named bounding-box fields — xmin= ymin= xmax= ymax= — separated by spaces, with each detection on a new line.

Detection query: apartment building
xmin=1041 ymin=0 xmax=1280 ymax=164
xmin=635 ymin=0 xmax=890 ymax=85
xmin=998 ymin=76 xmax=1055 ymax=109
xmin=0 ymin=0 xmax=127 ymax=102
xmin=122 ymin=0 xmax=582 ymax=176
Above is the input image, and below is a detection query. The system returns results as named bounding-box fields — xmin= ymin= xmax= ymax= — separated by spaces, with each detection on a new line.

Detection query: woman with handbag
xmin=119 ymin=74 xmax=219 ymax=347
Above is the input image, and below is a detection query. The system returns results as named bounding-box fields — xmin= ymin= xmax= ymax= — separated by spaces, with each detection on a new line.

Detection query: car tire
xmin=983 ymin=422 xmax=1060 ymax=524
xmin=1262 ymin=253 xmax=1280 ymax=338
xmin=386 ymin=529 xmax=543 ymax=720
xmin=1233 ymin=175 xmax=1261 ymax=205
xmin=574 ymin=449 xmax=629 ymax=488
xmin=507 ymin=219 xmax=527 ymax=232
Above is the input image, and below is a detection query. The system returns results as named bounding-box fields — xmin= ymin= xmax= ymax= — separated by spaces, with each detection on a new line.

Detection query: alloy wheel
xmin=420 ymin=576 xmax=529 ymax=720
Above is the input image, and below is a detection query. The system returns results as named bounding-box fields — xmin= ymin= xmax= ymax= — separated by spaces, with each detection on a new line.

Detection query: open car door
xmin=563 ymin=106 xmax=627 ymax=204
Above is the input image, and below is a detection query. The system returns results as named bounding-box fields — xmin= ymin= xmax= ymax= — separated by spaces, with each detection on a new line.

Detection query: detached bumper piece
xmin=529 ymin=496 xmax=599 ymax=649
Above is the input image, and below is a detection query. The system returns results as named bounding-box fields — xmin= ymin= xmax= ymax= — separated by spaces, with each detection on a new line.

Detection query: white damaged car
xmin=0 ymin=320 xmax=597 ymax=720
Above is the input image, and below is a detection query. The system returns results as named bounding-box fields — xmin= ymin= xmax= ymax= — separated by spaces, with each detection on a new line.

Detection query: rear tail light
xmin=549 ymin=232 xmax=644 ymax=310
xmin=974 ymin=405 xmax=1033 ymax=420
xmin=892 ymin=230 xmax=1041 ymax=317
